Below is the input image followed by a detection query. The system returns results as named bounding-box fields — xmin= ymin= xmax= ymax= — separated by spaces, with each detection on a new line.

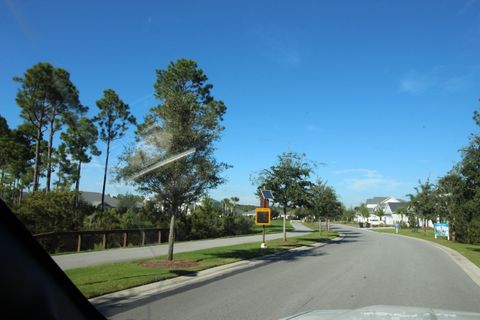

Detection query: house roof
xmin=387 ymin=202 xmax=409 ymax=212
xmin=80 ymin=191 xmax=119 ymax=208
xmin=365 ymin=197 xmax=388 ymax=205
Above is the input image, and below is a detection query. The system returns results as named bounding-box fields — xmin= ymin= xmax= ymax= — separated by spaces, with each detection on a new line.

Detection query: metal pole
xmin=263 ymin=225 xmax=266 ymax=243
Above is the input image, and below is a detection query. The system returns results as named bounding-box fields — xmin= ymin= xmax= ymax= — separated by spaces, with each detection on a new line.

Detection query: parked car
xmin=367 ymin=217 xmax=383 ymax=227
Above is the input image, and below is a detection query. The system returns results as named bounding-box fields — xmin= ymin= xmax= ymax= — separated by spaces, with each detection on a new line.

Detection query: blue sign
xmin=434 ymin=223 xmax=449 ymax=239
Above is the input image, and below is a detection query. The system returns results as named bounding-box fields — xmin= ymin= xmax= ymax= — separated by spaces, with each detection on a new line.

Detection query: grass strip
xmin=251 ymin=219 xmax=294 ymax=234
xmin=373 ymin=228 xmax=480 ymax=268
xmin=65 ymin=230 xmax=337 ymax=298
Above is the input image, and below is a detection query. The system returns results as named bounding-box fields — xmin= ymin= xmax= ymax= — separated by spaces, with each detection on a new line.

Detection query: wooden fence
xmin=34 ymin=228 xmax=170 ymax=254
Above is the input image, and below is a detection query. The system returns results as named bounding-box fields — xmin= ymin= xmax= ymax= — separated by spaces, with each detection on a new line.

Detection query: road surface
xmin=101 ymin=224 xmax=480 ymax=320
xmin=53 ymin=221 xmax=311 ymax=270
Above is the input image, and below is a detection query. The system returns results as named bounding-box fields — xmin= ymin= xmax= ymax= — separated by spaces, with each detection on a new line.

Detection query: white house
xmin=381 ymin=201 xmax=409 ymax=225
xmin=356 ymin=196 xmax=409 ymax=225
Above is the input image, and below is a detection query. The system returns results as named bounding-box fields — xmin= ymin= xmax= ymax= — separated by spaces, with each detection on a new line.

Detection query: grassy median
xmin=373 ymin=228 xmax=480 ymax=268
xmin=251 ymin=219 xmax=294 ymax=234
xmin=65 ymin=229 xmax=337 ymax=298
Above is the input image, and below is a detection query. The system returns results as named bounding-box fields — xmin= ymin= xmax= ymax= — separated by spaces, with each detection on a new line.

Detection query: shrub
xmin=15 ymin=191 xmax=92 ymax=234
xmin=466 ymin=218 xmax=480 ymax=244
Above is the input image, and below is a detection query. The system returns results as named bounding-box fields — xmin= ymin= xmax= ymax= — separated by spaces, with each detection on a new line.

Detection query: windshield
xmin=1 ymin=1 xmax=480 ymax=319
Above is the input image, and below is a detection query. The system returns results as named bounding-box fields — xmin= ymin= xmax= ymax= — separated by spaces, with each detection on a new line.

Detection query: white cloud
xmin=399 ymin=66 xmax=479 ymax=95
xmin=334 ymin=168 xmax=400 ymax=191
xmin=334 ymin=168 xmax=382 ymax=179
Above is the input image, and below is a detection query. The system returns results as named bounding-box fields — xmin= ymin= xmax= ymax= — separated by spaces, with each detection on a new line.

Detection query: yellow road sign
xmin=255 ymin=208 xmax=271 ymax=225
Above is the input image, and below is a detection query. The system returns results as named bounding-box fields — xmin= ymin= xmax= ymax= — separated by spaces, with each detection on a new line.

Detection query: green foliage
xmin=95 ymin=89 xmax=136 ymax=144
xmin=14 ymin=62 xmax=83 ymax=191
xmin=376 ymin=207 xmax=386 ymax=221
xmin=117 ymin=59 xmax=228 ymax=260
xmin=15 ymin=191 xmax=92 ymax=234
xmin=116 ymin=193 xmax=144 ymax=213
xmin=255 ymin=151 xmax=314 ymax=214
xmin=0 ymin=117 xmax=35 ymax=205
xmin=408 ymin=179 xmax=436 ymax=231
xmin=358 ymin=204 xmax=370 ymax=219
xmin=190 ymin=197 xmax=223 ymax=239
xmin=61 ymin=117 xmax=100 ymax=191
xmin=342 ymin=208 xmax=355 ymax=222
xmin=308 ymin=180 xmax=342 ymax=220
xmin=95 ymin=89 xmax=135 ymax=211
xmin=223 ymin=214 xmax=252 ymax=235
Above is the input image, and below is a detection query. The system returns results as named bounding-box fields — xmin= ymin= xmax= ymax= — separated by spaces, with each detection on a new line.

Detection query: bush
xmin=190 ymin=197 xmax=223 ymax=239
xmin=15 ymin=191 xmax=93 ymax=234
xmin=408 ymin=214 xmax=418 ymax=229
xmin=466 ymin=218 xmax=480 ymax=244
xmin=223 ymin=215 xmax=252 ymax=236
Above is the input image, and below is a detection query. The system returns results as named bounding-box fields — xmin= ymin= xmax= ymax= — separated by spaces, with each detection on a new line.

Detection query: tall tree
xmin=408 ymin=179 xmax=436 ymax=233
xmin=358 ymin=204 xmax=370 ymax=223
xmin=117 ymin=59 xmax=228 ymax=261
xmin=61 ymin=117 xmax=101 ymax=194
xmin=308 ymin=181 xmax=340 ymax=232
xmin=95 ymin=89 xmax=136 ymax=211
xmin=44 ymin=68 xmax=82 ymax=192
xmin=53 ymin=143 xmax=76 ymax=190
xmin=14 ymin=63 xmax=56 ymax=191
xmin=256 ymin=151 xmax=313 ymax=241
xmin=376 ymin=207 xmax=386 ymax=224
xmin=436 ymin=171 xmax=465 ymax=241
xmin=220 ymin=198 xmax=232 ymax=215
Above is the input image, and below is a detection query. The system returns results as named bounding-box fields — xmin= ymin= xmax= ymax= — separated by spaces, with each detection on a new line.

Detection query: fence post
xmin=123 ymin=232 xmax=127 ymax=247
xmin=158 ymin=230 xmax=162 ymax=244
xmin=102 ymin=233 xmax=107 ymax=249
xmin=141 ymin=230 xmax=145 ymax=246
xmin=76 ymin=234 xmax=82 ymax=252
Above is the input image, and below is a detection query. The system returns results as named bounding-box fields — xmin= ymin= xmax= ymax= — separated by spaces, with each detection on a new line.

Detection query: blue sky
xmin=1 ymin=0 xmax=480 ymax=206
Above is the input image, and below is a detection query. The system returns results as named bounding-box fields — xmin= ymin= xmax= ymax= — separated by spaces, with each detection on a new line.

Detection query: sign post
xmin=255 ymin=208 xmax=271 ymax=248
xmin=434 ymin=223 xmax=449 ymax=240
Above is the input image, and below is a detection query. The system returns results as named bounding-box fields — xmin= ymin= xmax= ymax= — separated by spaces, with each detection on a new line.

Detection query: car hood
xmin=281 ymin=305 xmax=480 ymax=320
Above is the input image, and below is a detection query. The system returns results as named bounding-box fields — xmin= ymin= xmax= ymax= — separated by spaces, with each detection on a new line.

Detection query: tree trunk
xmin=75 ymin=160 xmax=81 ymax=206
xmin=283 ymin=205 xmax=287 ymax=241
xmin=45 ymin=117 xmax=55 ymax=192
xmin=167 ymin=212 xmax=176 ymax=261
xmin=101 ymin=139 xmax=110 ymax=212
xmin=318 ymin=216 xmax=321 ymax=234
xmin=33 ymin=127 xmax=42 ymax=191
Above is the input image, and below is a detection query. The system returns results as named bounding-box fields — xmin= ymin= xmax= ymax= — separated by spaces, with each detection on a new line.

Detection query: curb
xmin=89 ymin=234 xmax=343 ymax=308
xmin=377 ymin=231 xmax=480 ymax=288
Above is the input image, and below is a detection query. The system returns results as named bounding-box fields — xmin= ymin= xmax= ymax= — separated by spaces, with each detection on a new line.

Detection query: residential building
xmin=356 ymin=196 xmax=409 ymax=225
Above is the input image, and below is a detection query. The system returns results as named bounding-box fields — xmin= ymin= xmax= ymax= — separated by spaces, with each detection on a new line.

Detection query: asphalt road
xmin=102 ymin=224 xmax=480 ymax=320
xmin=53 ymin=221 xmax=311 ymax=270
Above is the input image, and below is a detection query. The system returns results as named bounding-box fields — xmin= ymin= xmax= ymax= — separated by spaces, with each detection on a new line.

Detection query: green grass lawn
xmin=251 ymin=218 xmax=293 ymax=234
xmin=373 ymin=228 xmax=480 ymax=268
xmin=66 ymin=229 xmax=337 ymax=299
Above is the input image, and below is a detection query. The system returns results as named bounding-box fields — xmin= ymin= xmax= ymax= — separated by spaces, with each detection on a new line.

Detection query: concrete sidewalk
xmin=52 ymin=221 xmax=311 ymax=270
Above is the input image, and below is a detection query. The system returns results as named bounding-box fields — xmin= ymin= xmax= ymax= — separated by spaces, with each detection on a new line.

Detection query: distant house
xmin=79 ymin=191 xmax=119 ymax=208
xmin=242 ymin=209 xmax=256 ymax=217
xmin=356 ymin=196 xmax=409 ymax=225
xmin=381 ymin=201 xmax=409 ymax=225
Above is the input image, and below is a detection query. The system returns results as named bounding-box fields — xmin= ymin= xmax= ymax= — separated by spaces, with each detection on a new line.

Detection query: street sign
xmin=261 ymin=190 xmax=274 ymax=200
xmin=255 ymin=208 xmax=271 ymax=225
xmin=434 ymin=223 xmax=449 ymax=240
